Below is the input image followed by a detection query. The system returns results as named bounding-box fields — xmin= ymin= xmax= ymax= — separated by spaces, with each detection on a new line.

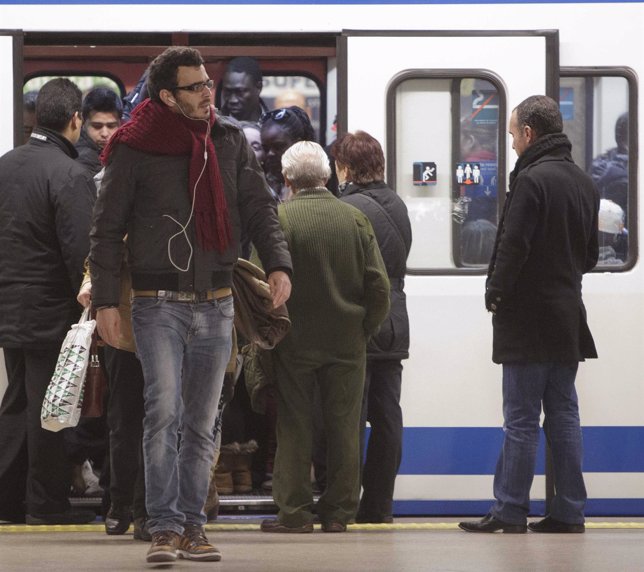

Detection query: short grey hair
xmin=281 ymin=141 xmax=331 ymax=190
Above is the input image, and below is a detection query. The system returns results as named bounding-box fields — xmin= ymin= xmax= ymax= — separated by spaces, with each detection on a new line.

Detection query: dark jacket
xmin=0 ymin=127 xmax=96 ymax=347
xmin=341 ymin=181 xmax=412 ymax=360
xmin=75 ymin=129 xmax=103 ymax=176
xmin=89 ymin=113 xmax=291 ymax=306
xmin=486 ymin=133 xmax=599 ymax=364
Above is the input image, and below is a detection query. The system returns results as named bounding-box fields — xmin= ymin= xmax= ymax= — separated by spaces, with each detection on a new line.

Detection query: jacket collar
xmin=509 ymin=132 xmax=572 ymax=187
xmin=341 ymin=180 xmax=387 ymax=197
xmin=29 ymin=126 xmax=79 ymax=159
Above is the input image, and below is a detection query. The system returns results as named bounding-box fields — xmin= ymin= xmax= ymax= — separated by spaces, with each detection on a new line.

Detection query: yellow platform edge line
xmin=1 ymin=522 xmax=643 ymax=533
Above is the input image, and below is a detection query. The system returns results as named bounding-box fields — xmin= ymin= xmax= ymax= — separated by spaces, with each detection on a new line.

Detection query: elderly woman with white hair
xmin=260 ymin=141 xmax=390 ymax=534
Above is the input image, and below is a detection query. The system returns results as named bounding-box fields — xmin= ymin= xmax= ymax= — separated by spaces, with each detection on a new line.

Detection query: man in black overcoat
xmin=460 ymin=95 xmax=599 ymax=534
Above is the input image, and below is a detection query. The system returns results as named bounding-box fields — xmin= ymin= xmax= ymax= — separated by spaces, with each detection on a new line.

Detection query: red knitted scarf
xmin=101 ymin=99 xmax=231 ymax=252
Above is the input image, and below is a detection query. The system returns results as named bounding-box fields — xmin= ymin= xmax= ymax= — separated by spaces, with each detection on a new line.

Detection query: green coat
xmin=277 ymin=187 xmax=390 ymax=355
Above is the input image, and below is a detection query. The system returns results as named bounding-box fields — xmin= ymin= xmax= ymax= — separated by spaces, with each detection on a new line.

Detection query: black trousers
xmin=0 ymin=347 xmax=73 ymax=520
xmin=357 ymin=359 xmax=403 ymax=520
xmin=103 ymin=346 xmax=146 ymax=518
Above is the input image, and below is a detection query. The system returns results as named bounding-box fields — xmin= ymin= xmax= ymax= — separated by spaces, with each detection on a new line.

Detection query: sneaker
xmin=133 ymin=517 xmax=152 ymax=541
xmin=146 ymin=530 xmax=180 ymax=563
xmin=177 ymin=525 xmax=222 ymax=561
xmin=81 ymin=460 xmax=103 ymax=496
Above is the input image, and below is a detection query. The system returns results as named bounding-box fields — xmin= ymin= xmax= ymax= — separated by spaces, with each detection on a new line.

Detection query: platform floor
xmin=1 ymin=516 xmax=643 ymax=571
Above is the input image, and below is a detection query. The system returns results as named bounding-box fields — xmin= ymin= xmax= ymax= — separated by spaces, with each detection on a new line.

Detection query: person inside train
xmin=260 ymin=141 xmax=390 ymax=534
xmin=460 ymin=218 xmax=497 ymax=266
xmin=590 ymin=112 xmax=628 ymax=214
xmin=460 ymin=95 xmax=598 ymax=534
xmin=220 ymin=56 xmax=268 ymax=122
xmin=0 ymin=78 xmax=96 ymax=526
xmin=22 ymin=90 xmax=38 ymax=144
xmin=259 ymin=106 xmax=316 ymax=201
xmin=597 ymin=198 xmax=628 ymax=265
xmin=89 ymin=46 xmax=292 ymax=564
xmin=332 ymin=130 xmax=412 ymax=524
xmin=76 ymin=87 xmax=123 ymax=175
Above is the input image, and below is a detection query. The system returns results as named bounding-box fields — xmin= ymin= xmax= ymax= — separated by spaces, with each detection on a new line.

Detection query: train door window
xmin=261 ymin=75 xmax=322 ymax=142
xmin=24 ymin=75 xmax=124 ymax=98
xmin=560 ymin=68 xmax=638 ymax=270
xmin=388 ymin=72 xmax=505 ymax=273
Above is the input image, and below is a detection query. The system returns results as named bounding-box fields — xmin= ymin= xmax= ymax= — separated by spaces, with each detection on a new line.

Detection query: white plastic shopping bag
xmin=41 ymin=307 xmax=96 ymax=432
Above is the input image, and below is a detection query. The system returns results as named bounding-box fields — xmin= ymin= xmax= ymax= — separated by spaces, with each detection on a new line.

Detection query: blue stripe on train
xmin=393 ymin=499 xmax=644 ymax=517
xmin=397 ymin=426 xmax=644 ymax=475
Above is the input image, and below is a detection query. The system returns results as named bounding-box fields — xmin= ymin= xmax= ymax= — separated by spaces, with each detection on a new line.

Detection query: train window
xmin=387 ymin=72 xmax=505 ymax=274
xmin=261 ymin=75 xmax=322 ymax=142
xmin=215 ymin=73 xmax=323 ymax=142
xmin=560 ymin=68 xmax=638 ymax=271
xmin=23 ymin=74 xmax=124 ymax=98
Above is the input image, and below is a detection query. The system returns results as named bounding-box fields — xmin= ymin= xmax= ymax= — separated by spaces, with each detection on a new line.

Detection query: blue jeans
xmin=131 ymin=296 xmax=234 ymax=535
xmin=491 ymin=363 xmax=586 ymax=525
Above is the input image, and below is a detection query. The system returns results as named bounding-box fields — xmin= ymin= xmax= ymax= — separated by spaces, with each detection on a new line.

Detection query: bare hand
xmin=77 ymin=281 xmax=92 ymax=308
xmin=96 ymin=307 xmax=121 ymax=348
xmin=267 ymin=270 xmax=291 ymax=308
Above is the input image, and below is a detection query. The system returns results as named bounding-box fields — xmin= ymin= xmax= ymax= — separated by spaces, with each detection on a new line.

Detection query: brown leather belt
xmin=131 ymin=288 xmax=232 ymax=303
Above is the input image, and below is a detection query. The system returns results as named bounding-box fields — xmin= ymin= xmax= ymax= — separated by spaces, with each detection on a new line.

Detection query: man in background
xmin=76 ymin=87 xmax=123 ymax=175
xmin=220 ymin=56 xmax=268 ymax=122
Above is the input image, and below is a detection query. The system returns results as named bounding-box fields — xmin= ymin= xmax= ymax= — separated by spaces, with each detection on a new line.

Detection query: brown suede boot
xmin=231 ymin=440 xmax=258 ymax=494
xmin=214 ymin=447 xmax=234 ymax=495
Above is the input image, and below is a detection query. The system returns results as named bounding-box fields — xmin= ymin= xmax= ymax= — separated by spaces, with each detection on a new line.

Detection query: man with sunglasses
xmin=89 ymin=46 xmax=292 ymax=565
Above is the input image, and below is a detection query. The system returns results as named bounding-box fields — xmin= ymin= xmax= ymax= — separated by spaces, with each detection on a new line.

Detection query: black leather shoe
xmin=133 ymin=516 xmax=152 ymax=541
xmin=459 ymin=514 xmax=527 ymax=534
xmin=105 ymin=505 xmax=132 ymax=535
xmin=528 ymin=516 xmax=585 ymax=533
xmin=260 ymin=519 xmax=313 ymax=533
xmin=26 ymin=509 xmax=96 ymax=525
xmin=355 ymin=513 xmax=394 ymax=524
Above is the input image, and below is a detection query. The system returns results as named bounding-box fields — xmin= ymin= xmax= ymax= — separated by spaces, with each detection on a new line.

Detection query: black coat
xmin=341 ymin=181 xmax=412 ymax=360
xmin=0 ymin=128 xmax=96 ymax=347
xmin=486 ymin=133 xmax=599 ymax=364
xmin=75 ymin=129 xmax=102 ymax=176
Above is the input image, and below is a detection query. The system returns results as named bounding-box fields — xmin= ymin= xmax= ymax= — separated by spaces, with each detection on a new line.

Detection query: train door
xmin=0 ymin=30 xmax=23 ymax=399
xmin=339 ymin=31 xmax=559 ymax=514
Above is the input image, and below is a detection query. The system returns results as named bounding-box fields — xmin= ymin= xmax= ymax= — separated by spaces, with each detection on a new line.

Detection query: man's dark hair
xmin=225 ymin=56 xmax=262 ymax=85
xmin=615 ymin=112 xmax=629 ymax=151
xmin=514 ymin=95 xmax=563 ymax=139
xmin=23 ymin=90 xmax=38 ymax=112
xmin=82 ymin=87 xmax=123 ymax=121
xmin=35 ymin=78 xmax=82 ymax=132
xmin=147 ymin=46 xmax=204 ymax=102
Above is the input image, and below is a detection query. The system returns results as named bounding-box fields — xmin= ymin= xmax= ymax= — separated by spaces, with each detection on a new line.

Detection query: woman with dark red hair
xmin=332 ymin=131 xmax=412 ymax=524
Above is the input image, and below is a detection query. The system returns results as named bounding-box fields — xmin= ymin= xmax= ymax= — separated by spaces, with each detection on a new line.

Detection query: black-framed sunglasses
xmin=173 ymin=79 xmax=214 ymax=93
xmin=260 ymin=108 xmax=291 ymax=124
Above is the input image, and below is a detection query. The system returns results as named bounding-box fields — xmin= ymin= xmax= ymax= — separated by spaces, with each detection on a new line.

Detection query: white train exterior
xmin=0 ymin=0 xmax=642 ymax=516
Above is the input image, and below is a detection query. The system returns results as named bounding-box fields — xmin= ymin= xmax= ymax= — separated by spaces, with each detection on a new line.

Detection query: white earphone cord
xmin=163 ymin=102 xmax=211 ymax=272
